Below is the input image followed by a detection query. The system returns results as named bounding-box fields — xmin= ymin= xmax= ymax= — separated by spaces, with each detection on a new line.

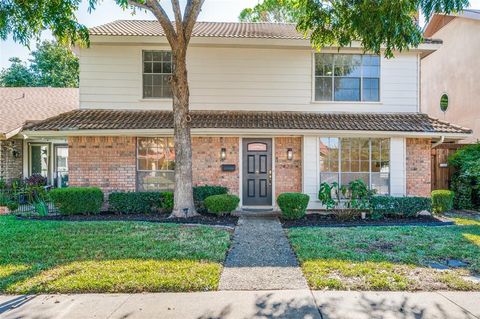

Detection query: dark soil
xmin=17 ymin=212 xmax=239 ymax=227
xmin=281 ymin=213 xmax=454 ymax=228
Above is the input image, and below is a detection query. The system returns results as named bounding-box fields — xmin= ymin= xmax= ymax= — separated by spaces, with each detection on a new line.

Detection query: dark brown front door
xmin=242 ymin=138 xmax=272 ymax=206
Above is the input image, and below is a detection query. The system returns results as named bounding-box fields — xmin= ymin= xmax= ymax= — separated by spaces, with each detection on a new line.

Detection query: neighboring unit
xmin=4 ymin=21 xmax=471 ymax=209
xmin=422 ymin=9 xmax=480 ymax=144
xmin=0 ymin=88 xmax=78 ymax=186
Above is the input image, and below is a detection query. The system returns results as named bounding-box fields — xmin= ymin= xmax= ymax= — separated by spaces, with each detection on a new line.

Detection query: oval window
xmin=247 ymin=143 xmax=267 ymax=152
xmin=440 ymin=94 xmax=449 ymax=112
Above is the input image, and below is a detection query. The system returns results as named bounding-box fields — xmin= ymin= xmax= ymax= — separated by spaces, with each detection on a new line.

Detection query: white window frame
xmin=318 ymin=137 xmax=390 ymax=195
xmin=136 ymin=137 xmax=175 ymax=191
xmin=311 ymin=52 xmax=381 ymax=104
xmin=141 ymin=50 xmax=173 ymax=100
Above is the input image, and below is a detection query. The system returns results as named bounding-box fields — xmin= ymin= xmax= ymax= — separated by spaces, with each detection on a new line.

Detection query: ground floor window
xmin=319 ymin=137 xmax=390 ymax=195
xmin=137 ymin=137 xmax=175 ymax=191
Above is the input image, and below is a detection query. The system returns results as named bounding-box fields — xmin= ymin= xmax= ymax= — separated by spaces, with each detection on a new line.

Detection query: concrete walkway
xmin=1 ymin=291 xmax=479 ymax=319
xmin=218 ymin=216 xmax=308 ymax=290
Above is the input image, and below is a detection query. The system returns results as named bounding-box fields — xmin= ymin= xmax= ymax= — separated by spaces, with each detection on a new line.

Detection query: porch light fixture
xmin=220 ymin=148 xmax=227 ymax=161
xmin=287 ymin=148 xmax=293 ymax=160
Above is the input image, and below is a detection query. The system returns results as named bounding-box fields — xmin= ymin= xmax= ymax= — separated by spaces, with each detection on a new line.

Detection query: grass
xmin=288 ymin=217 xmax=480 ymax=291
xmin=0 ymin=215 xmax=231 ymax=293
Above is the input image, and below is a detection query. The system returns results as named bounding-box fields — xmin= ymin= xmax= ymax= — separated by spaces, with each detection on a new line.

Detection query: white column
xmin=390 ymin=137 xmax=406 ymax=197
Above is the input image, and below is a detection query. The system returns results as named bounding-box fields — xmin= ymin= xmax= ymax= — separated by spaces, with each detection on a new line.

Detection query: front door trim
xmin=241 ymin=138 xmax=273 ymax=207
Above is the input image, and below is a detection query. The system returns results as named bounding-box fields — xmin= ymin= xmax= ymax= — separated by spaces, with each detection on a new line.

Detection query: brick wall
xmin=406 ymin=138 xmax=432 ymax=197
xmin=0 ymin=139 xmax=23 ymax=182
xmin=275 ymin=136 xmax=302 ymax=196
xmin=68 ymin=136 xmax=136 ymax=194
xmin=192 ymin=137 xmax=239 ymax=194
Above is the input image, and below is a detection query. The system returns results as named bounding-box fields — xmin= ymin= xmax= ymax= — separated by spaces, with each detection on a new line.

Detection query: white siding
xmin=390 ymin=137 xmax=406 ymax=196
xmin=79 ymin=45 xmax=419 ymax=112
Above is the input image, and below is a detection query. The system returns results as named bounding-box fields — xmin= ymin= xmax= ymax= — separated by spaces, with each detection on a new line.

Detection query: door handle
xmin=268 ymin=169 xmax=272 ymax=185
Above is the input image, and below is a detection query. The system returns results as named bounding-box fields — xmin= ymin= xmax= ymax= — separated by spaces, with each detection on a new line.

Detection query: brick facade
xmin=192 ymin=137 xmax=239 ymax=194
xmin=68 ymin=136 xmax=136 ymax=194
xmin=0 ymin=139 xmax=23 ymax=183
xmin=274 ymin=137 xmax=302 ymax=196
xmin=406 ymin=138 xmax=432 ymax=197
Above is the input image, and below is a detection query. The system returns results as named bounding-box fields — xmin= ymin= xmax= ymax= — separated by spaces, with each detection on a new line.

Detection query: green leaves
xmin=241 ymin=0 xmax=469 ymax=57
xmin=0 ymin=41 xmax=79 ymax=87
xmin=0 ymin=0 xmax=91 ymax=47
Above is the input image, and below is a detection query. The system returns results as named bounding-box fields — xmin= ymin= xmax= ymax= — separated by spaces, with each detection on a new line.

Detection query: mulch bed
xmin=281 ymin=213 xmax=454 ymax=228
xmin=17 ymin=212 xmax=239 ymax=227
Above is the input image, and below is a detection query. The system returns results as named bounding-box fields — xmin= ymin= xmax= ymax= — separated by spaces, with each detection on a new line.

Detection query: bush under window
xmin=109 ymin=192 xmax=173 ymax=214
xmin=49 ymin=187 xmax=103 ymax=215
xmin=193 ymin=185 xmax=229 ymax=213
xmin=277 ymin=193 xmax=310 ymax=220
xmin=431 ymin=190 xmax=454 ymax=214
xmin=204 ymin=194 xmax=239 ymax=215
xmin=369 ymin=196 xmax=432 ymax=219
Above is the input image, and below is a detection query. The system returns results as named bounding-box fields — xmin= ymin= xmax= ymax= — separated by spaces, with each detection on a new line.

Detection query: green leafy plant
xmin=431 ymin=190 xmax=455 ymax=214
xmin=449 ymin=143 xmax=480 ymax=210
xmin=34 ymin=200 xmax=49 ymax=216
xmin=370 ymin=196 xmax=432 ymax=219
xmin=204 ymin=194 xmax=240 ymax=216
xmin=49 ymin=187 xmax=103 ymax=215
xmin=277 ymin=193 xmax=310 ymax=220
xmin=318 ymin=182 xmax=341 ymax=209
xmin=345 ymin=179 xmax=375 ymax=211
xmin=162 ymin=192 xmax=174 ymax=212
xmin=193 ymin=185 xmax=229 ymax=213
xmin=109 ymin=192 xmax=164 ymax=214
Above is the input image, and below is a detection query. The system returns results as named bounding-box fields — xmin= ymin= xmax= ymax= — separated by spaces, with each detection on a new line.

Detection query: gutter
xmin=431 ymin=135 xmax=445 ymax=148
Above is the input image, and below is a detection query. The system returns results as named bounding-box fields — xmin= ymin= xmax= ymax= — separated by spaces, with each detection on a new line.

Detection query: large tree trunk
xmin=169 ymin=46 xmax=198 ymax=218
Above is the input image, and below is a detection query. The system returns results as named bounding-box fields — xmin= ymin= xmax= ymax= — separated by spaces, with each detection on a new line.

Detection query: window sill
xmin=138 ymin=98 xmax=173 ymax=102
xmin=310 ymin=101 xmax=383 ymax=105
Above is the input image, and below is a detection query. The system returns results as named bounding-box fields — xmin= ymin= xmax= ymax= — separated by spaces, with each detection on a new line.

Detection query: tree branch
xmin=183 ymin=0 xmax=204 ymax=44
xmin=171 ymin=0 xmax=184 ymax=35
xmin=145 ymin=0 xmax=178 ymax=48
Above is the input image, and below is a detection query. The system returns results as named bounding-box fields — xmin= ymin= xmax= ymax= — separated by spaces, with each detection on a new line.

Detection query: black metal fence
xmin=0 ymin=188 xmax=57 ymax=214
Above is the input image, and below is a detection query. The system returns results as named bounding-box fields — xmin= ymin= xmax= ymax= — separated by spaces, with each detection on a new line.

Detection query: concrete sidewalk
xmin=0 ymin=291 xmax=479 ymax=319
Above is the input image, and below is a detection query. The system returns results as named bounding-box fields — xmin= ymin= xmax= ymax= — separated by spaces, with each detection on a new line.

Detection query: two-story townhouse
xmin=19 ymin=21 xmax=472 ymax=209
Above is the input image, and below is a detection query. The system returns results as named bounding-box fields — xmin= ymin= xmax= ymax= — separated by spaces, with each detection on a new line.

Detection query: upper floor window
xmin=143 ymin=51 xmax=173 ymax=99
xmin=314 ymin=54 xmax=380 ymax=102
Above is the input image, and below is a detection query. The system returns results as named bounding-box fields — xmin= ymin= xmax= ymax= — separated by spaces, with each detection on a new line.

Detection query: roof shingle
xmin=89 ymin=20 xmax=304 ymax=39
xmin=24 ymin=109 xmax=472 ymax=135
xmin=0 ymin=88 xmax=78 ymax=138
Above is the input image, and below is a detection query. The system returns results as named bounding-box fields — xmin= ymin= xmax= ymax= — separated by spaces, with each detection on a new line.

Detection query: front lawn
xmin=0 ymin=216 xmax=231 ymax=293
xmin=288 ymin=217 xmax=480 ymax=291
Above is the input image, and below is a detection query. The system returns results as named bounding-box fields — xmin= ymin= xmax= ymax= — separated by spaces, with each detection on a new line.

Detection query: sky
xmin=1 ymin=0 xmax=479 ymax=69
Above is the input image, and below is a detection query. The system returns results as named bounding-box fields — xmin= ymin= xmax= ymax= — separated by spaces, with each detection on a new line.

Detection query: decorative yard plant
xmin=277 ymin=193 xmax=310 ymax=220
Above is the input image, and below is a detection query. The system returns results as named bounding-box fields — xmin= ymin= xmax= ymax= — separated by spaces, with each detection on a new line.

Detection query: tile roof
xmin=24 ymin=109 xmax=472 ymax=135
xmin=89 ymin=20 xmax=304 ymax=39
xmin=0 ymin=88 xmax=78 ymax=138
xmin=90 ymin=20 xmax=442 ymax=44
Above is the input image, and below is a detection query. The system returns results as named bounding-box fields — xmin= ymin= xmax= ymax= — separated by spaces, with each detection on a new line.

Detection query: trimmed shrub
xmin=49 ymin=187 xmax=104 ymax=215
xmin=431 ymin=190 xmax=454 ymax=214
xmin=193 ymin=185 xmax=229 ymax=213
xmin=370 ymin=196 xmax=432 ymax=218
xmin=109 ymin=192 xmax=161 ymax=214
xmin=162 ymin=192 xmax=174 ymax=212
xmin=204 ymin=194 xmax=240 ymax=215
xmin=277 ymin=193 xmax=310 ymax=220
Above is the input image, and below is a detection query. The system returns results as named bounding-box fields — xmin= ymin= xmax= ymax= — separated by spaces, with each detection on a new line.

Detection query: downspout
xmin=431 ymin=135 xmax=445 ymax=149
